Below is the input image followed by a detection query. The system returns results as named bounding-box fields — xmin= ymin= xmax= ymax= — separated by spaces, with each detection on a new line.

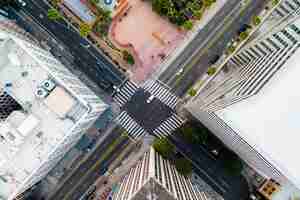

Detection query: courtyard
xmin=109 ymin=0 xmax=186 ymax=83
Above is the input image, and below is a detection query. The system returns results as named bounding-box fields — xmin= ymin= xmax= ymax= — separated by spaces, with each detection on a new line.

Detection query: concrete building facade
xmin=113 ymin=147 xmax=211 ymax=200
xmin=186 ymin=2 xmax=300 ymax=199
xmin=0 ymin=21 xmax=108 ymax=200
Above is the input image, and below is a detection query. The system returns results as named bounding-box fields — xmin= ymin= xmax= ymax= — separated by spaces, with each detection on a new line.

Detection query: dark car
xmin=209 ymin=55 xmax=220 ymax=65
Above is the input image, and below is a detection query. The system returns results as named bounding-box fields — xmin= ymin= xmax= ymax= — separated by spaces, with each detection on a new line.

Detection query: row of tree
xmin=153 ymin=138 xmax=192 ymax=176
xmin=150 ymin=0 xmax=216 ymax=30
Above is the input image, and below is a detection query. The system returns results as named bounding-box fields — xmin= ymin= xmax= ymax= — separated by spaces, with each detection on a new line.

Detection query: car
xmin=175 ymin=68 xmax=184 ymax=76
xmin=17 ymin=0 xmax=26 ymax=6
xmin=209 ymin=55 xmax=220 ymax=65
xmin=146 ymin=95 xmax=154 ymax=103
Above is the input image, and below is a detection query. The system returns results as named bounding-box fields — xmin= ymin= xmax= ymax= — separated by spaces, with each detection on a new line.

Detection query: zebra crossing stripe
xmin=113 ymin=81 xmax=139 ymax=107
xmin=164 ymin=119 xmax=178 ymax=130
xmin=116 ymin=111 xmax=147 ymax=140
xmin=144 ymin=80 xmax=154 ymax=90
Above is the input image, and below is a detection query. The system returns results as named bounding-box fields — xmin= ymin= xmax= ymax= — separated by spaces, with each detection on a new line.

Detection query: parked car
xmin=209 ymin=55 xmax=220 ymax=65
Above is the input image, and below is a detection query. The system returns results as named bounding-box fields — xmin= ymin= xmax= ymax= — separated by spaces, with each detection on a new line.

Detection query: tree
xmin=239 ymin=31 xmax=249 ymax=40
xmin=90 ymin=0 xmax=100 ymax=4
xmin=174 ymin=157 xmax=192 ymax=176
xmin=272 ymin=0 xmax=279 ymax=6
xmin=202 ymin=0 xmax=216 ymax=7
xmin=152 ymin=138 xmax=174 ymax=158
xmin=207 ymin=67 xmax=216 ymax=75
xmin=181 ymin=125 xmax=209 ymax=145
xmin=193 ymin=10 xmax=203 ymax=20
xmin=122 ymin=50 xmax=135 ymax=65
xmin=252 ymin=16 xmax=261 ymax=26
xmin=227 ymin=45 xmax=236 ymax=54
xmin=0 ymin=0 xmax=20 ymax=9
xmin=47 ymin=8 xmax=62 ymax=21
xmin=50 ymin=0 xmax=61 ymax=8
xmin=221 ymin=150 xmax=243 ymax=176
xmin=188 ymin=87 xmax=197 ymax=96
xmin=182 ymin=20 xmax=193 ymax=30
xmin=79 ymin=23 xmax=92 ymax=37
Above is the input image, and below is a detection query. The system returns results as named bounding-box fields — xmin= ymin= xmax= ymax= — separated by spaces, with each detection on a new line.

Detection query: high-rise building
xmin=0 ymin=21 xmax=108 ymax=200
xmin=186 ymin=1 xmax=300 ymax=198
xmin=112 ymin=147 xmax=211 ymax=200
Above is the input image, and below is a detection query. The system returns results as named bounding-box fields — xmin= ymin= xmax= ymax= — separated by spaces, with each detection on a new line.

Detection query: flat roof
xmin=0 ymin=32 xmax=90 ymax=198
xmin=216 ymin=46 xmax=300 ymax=189
xmin=63 ymin=0 xmax=96 ymax=24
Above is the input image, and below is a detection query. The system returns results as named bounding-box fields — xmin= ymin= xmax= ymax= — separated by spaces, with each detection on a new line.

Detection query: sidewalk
xmin=187 ymin=0 xmax=281 ymax=101
xmin=150 ymin=0 xmax=229 ymax=80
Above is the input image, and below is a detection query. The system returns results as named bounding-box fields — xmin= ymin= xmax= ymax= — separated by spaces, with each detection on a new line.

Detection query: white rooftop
xmin=63 ymin=0 xmax=96 ymax=24
xmin=0 ymin=32 xmax=89 ymax=198
xmin=216 ymin=45 xmax=300 ymax=190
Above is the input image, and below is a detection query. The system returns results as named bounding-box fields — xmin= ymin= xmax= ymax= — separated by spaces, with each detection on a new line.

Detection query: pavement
xmin=48 ymin=128 xmax=130 ymax=200
xmin=17 ymin=0 xmax=126 ymax=94
xmin=124 ymin=89 xmax=173 ymax=132
xmin=158 ymin=0 xmax=267 ymax=97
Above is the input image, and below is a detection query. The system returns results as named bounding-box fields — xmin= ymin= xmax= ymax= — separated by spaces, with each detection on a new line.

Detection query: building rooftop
xmin=63 ymin=0 xmax=96 ymax=24
xmin=215 ymin=43 xmax=300 ymax=189
xmin=0 ymin=32 xmax=90 ymax=197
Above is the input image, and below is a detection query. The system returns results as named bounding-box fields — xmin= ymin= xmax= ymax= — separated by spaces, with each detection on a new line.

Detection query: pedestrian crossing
xmin=143 ymin=80 xmax=179 ymax=109
xmin=153 ymin=114 xmax=184 ymax=138
xmin=116 ymin=111 xmax=147 ymax=140
xmin=113 ymin=80 xmax=139 ymax=107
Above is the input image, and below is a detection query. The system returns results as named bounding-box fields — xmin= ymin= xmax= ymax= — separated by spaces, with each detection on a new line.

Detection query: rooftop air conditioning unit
xmin=35 ymin=87 xmax=48 ymax=98
xmin=42 ymin=79 xmax=56 ymax=92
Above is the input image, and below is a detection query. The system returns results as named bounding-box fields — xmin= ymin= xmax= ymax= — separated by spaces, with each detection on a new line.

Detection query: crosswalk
xmin=116 ymin=111 xmax=147 ymax=140
xmin=113 ymin=80 xmax=139 ymax=107
xmin=153 ymin=114 xmax=184 ymax=138
xmin=143 ymin=80 xmax=179 ymax=109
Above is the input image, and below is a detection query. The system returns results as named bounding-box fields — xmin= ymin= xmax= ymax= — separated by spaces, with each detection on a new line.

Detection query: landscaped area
xmin=50 ymin=0 xmax=220 ymax=82
xmin=109 ymin=0 xmax=186 ymax=82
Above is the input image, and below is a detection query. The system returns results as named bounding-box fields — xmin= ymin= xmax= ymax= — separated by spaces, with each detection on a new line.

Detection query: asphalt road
xmin=20 ymin=0 xmax=125 ymax=93
xmin=169 ymin=133 xmax=249 ymax=200
xmin=48 ymin=129 xmax=129 ymax=200
xmin=159 ymin=0 xmax=267 ymax=97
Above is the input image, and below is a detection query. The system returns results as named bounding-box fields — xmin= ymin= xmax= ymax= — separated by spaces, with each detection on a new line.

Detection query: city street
xmin=169 ymin=132 xmax=249 ymax=200
xmin=48 ymin=129 xmax=129 ymax=200
xmin=18 ymin=0 xmax=126 ymax=93
xmin=159 ymin=0 xmax=267 ymax=97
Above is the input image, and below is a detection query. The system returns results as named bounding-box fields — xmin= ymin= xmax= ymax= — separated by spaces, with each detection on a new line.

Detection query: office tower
xmin=113 ymin=147 xmax=210 ymax=200
xmin=186 ymin=2 xmax=300 ymax=196
xmin=0 ymin=21 xmax=108 ymax=200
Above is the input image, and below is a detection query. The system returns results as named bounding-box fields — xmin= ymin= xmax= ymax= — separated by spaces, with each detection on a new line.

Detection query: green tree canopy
xmin=221 ymin=150 xmax=243 ymax=176
xmin=239 ymin=31 xmax=249 ymax=40
xmin=182 ymin=20 xmax=193 ymax=30
xmin=207 ymin=67 xmax=216 ymax=75
xmin=122 ymin=50 xmax=135 ymax=65
xmin=203 ymin=0 xmax=216 ymax=7
xmin=181 ymin=125 xmax=209 ymax=145
xmin=47 ymin=8 xmax=62 ymax=21
xmin=188 ymin=88 xmax=197 ymax=97
xmin=79 ymin=23 xmax=92 ymax=37
xmin=152 ymin=138 xmax=174 ymax=158
xmin=252 ymin=16 xmax=261 ymax=26
xmin=174 ymin=157 xmax=192 ymax=176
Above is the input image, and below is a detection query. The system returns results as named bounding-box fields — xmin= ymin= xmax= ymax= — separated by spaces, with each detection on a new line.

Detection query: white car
xmin=176 ymin=68 xmax=184 ymax=76
xmin=18 ymin=0 xmax=26 ymax=6
xmin=146 ymin=95 xmax=154 ymax=103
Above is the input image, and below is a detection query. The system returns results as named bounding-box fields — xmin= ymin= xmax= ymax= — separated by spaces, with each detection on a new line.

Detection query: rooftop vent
xmin=35 ymin=87 xmax=48 ymax=98
xmin=42 ymin=79 xmax=56 ymax=92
